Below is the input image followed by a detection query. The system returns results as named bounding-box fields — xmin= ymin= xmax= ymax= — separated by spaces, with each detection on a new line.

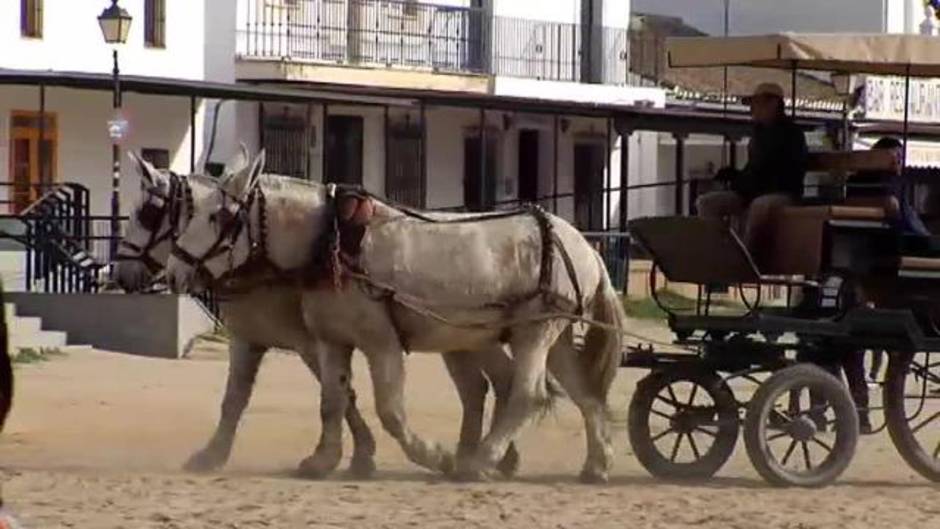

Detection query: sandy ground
xmin=0 ymin=320 xmax=937 ymax=529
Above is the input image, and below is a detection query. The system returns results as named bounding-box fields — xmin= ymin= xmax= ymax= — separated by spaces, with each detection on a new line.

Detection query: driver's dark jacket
xmin=732 ymin=116 xmax=808 ymax=202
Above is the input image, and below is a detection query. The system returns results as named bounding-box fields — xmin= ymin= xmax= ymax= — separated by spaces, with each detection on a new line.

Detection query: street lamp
xmin=98 ymin=0 xmax=132 ymax=265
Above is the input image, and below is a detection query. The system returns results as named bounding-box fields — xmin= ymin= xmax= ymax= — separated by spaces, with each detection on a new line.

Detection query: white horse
xmin=115 ymin=150 xmax=523 ymax=478
xmin=166 ymin=151 xmax=626 ymax=482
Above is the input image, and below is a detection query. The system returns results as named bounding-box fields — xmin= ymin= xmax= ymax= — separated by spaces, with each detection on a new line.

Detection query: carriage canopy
xmin=666 ymin=33 xmax=940 ymax=78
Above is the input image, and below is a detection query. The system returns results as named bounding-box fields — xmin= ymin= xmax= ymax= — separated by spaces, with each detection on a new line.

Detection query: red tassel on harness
xmin=311 ymin=193 xmax=375 ymax=290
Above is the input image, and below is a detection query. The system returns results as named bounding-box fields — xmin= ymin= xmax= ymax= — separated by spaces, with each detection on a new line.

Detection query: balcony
xmin=237 ymin=0 xmax=633 ymax=86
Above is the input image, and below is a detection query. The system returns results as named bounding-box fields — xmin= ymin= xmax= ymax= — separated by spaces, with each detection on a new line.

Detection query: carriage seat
xmin=764 ymin=150 xmax=896 ymax=276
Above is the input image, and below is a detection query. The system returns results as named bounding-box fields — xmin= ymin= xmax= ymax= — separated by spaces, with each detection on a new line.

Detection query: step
xmin=3 ymin=302 xmax=71 ymax=350
xmin=9 ymin=316 xmax=41 ymax=335
xmin=10 ymin=329 xmax=67 ymax=349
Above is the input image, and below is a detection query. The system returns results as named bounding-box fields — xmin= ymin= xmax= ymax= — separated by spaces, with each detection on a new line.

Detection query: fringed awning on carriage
xmin=667 ymin=33 xmax=940 ymax=78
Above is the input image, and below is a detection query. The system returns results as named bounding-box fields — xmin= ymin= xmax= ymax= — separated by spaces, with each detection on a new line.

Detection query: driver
xmin=696 ymin=83 xmax=809 ymax=261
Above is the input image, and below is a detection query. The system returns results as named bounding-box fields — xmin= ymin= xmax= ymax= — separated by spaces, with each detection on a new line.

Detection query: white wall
xmin=494 ymin=0 xmax=580 ymax=24
xmin=0 ymin=86 xmax=199 ymax=217
xmin=0 ymin=0 xmax=206 ymax=79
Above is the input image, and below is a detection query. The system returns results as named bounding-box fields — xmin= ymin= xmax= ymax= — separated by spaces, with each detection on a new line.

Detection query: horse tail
xmin=580 ymin=252 xmax=626 ymax=402
xmin=0 ymin=282 xmax=14 ymax=432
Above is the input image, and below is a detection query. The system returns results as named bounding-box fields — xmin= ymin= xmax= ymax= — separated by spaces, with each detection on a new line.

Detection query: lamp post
xmin=98 ymin=0 xmax=132 ymax=265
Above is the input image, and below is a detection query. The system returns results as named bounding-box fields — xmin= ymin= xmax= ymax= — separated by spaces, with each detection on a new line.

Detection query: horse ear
xmin=223 ymin=143 xmax=250 ymax=177
xmin=224 ymin=149 xmax=266 ymax=199
xmin=128 ymin=151 xmax=162 ymax=189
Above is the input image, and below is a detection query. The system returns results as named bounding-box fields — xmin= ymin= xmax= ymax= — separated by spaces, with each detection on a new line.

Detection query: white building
xmin=1 ymin=0 xmax=667 ymax=238
xmin=0 ymin=0 xmax=211 ymax=217
xmin=211 ymin=0 xmax=665 ymax=228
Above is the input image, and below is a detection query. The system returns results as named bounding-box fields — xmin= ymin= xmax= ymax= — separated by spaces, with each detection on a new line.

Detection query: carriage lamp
xmin=98 ymin=0 xmax=132 ymax=266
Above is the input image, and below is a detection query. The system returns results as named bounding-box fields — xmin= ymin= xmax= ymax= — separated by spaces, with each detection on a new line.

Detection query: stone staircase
xmin=5 ymin=302 xmax=85 ymax=353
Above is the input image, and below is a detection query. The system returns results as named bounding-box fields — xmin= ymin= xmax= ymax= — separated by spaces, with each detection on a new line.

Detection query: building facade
xmin=212 ymin=0 xmax=664 ymax=227
xmin=0 ymin=0 xmax=211 ymax=217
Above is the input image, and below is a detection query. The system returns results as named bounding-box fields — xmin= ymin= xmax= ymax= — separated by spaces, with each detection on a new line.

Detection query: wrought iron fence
xmin=237 ymin=0 xmax=633 ymax=85
xmin=239 ymin=0 xmax=489 ymax=73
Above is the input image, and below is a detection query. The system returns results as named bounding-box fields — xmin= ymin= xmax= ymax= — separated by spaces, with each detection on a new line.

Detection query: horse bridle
xmin=115 ymin=172 xmax=193 ymax=274
xmin=170 ymin=185 xmax=270 ymax=285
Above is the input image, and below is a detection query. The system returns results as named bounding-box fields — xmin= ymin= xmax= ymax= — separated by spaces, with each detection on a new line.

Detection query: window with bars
xmin=145 ymin=0 xmax=166 ymax=48
xmin=20 ymin=0 xmax=43 ymax=38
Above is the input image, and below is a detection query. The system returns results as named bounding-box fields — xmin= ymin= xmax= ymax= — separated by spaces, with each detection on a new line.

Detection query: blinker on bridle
xmin=170 ymin=185 xmax=261 ymax=286
xmin=115 ymin=172 xmax=191 ymax=275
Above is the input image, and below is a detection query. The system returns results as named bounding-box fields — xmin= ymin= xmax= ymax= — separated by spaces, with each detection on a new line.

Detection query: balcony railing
xmin=238 ymin=0 xmax=635 ymax=85
xmin=239 ymin=0 xmax=488 ymax=73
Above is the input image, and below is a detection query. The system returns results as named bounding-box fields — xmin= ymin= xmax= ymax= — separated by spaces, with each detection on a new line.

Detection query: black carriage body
xmin=623 ymin=214 xmax=940 ymax=486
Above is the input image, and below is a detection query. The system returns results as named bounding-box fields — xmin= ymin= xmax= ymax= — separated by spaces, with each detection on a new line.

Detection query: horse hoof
xmin=578 ymin=468 xmax=609 ymax=484
xmin=438 ymin=452 xmax=457 ymax=476
xmin=296 ymin=456 xmax=338 ymax=480
xmin=496 ymin=446 xmax=521 ymax=478
xmin=451 ymin=468 xmax=492 ymax=483
xmin=183 ymin=448 xmax=227 ymax=473
xmin=346 ymin=456 xmax=377 ymax=479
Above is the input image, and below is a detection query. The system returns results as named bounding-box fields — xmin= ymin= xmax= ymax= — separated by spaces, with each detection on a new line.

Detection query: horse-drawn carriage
xmin=622 ymin=34 xmax=940 ymax=487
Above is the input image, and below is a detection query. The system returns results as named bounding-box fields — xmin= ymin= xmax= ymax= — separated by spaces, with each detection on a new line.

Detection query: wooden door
xmin=8 ymin=111 xmax=57 ymax=213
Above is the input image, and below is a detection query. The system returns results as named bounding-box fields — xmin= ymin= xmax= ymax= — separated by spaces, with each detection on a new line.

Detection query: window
xmin=145 ymin=0 xmax=166 ymax=48
xmin=20 ymin=0 xmax=43 ymax=38
xmin=140 ymin=149 xmax=170 ymax=170
xmin=402 ymin=0 xmax=418 ymax=17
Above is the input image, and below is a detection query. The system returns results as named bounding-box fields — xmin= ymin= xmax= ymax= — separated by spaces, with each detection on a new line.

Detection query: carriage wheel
xmin=743 ymin=364 xmax=858 ymax=487
xmin=884 ymin=351 xmax=940 ymax=482
xmin=628 ymin=367 xmax=740 ymax=480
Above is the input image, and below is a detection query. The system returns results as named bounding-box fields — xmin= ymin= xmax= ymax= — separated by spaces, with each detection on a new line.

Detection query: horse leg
xmin=474 ymin=346 xmax=522 ymax=477
xmin=364 ymin=345 xmax=454 ymax=474
xmin=184 ymin=339 xmax=265 ymax=472
xmin=296 ymin=344 xmax=376 ymax=478
xmin=298 ymin=341 xmax=354 ymax=479
xmin=460 ymin=319 xmax=566 ymax=480
xmin=546 ymin=327 xmax=614 ymax=483
xmin=441 ymin=351 xmax=486 ymax=468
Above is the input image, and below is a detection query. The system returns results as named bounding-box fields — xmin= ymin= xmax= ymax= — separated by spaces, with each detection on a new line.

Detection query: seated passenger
xmin=696 ymin=83 xmax=809 ymax=260
xmin=848 ymin=136 xmax=931 ymax=237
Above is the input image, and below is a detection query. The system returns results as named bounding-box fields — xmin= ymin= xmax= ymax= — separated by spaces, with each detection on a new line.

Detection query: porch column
xmin=190 ymin=96 xmax=197 ymax=173
xmin=728 ymin=136 xmax=739 ymax=169
xmin=619 ymin=129 xmax=631 ymax=231
xmin=38 ymin=83 xmax=46 ymax=187
xmin=383 ymin=105 xmax=389 ymax=197
xmin=553 ymin=114 xmax=559 ymax=214
xmin=420 ymin=101 xmax=427 ymax=207
xmin=479 ymin=107 xmax=486 ymax=211
xmin=322 ymin=102 xmax=329 ymax=183
xmin=605 ymin=117 xmax=612 ymax=231
xmin=674 ymin=132 xmax=687 ymax=215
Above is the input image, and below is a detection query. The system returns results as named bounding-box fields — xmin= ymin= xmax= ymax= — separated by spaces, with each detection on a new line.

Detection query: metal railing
xmin=491 ymin=18 xmax=630 ymax=85
xmin=237 ymin=0 xmax=634 ymax=85
xmin=239 ymin=0 xmax=489 ymax=73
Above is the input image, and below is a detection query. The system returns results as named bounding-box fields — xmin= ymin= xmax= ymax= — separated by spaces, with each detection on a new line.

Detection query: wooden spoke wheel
xmin=743 ymin=364 xmax=859 ymax=487
xmin=884 ymin=351 xmax=940 ymax=482
xmin=628 ymin=367 xmax=740 ymax=480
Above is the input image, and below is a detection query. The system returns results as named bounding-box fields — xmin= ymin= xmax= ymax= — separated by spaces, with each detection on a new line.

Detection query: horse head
xmin=115 ymin=145 xmax=250 ymax=293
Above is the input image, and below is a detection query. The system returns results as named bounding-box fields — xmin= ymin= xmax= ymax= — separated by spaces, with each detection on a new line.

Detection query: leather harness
xmin=169 ymin=182 xmax=586 ymax=351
